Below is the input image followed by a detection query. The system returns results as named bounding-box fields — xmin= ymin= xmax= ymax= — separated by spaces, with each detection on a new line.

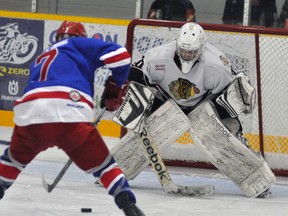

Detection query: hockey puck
xmin=81 ymin=208 xmax=92 ymax=213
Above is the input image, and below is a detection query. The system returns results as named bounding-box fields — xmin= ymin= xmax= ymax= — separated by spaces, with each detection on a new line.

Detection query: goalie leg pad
xmin=111 ymin=99 xmax=191 ymax=180
xmin=187 ymin=101 xmax=276 ymax=198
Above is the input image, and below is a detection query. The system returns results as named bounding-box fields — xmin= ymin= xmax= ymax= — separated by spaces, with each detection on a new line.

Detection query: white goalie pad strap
xmin=111 ymin=99 xmax=191 ymax=180
xmin=216 ymin=74 xmax=256 ymax=117
xmin=188 ymin=101 xmax=275 ymax=197
xmin=241 ymin=161 xmax=276 ymax=198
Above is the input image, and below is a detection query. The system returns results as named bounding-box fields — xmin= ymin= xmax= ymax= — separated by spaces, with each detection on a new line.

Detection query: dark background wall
xmin=0 ymin=0 xmax=286 ymax=24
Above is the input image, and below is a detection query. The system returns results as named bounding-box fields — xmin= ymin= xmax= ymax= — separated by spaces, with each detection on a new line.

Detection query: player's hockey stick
xmin=113 ymin=81 xmax=215 ymax=197
xmin=42 ymin=108 xmax=106 ymax=193
xmin=0 ymin=140 xmax=10 ymax=145
xmin=42 ymin=158 xmax=73 ymax=193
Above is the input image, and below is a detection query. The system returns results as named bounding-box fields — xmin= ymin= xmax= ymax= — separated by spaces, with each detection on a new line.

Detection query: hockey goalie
xmin=111 ymin=22 xmax=275 ymax=198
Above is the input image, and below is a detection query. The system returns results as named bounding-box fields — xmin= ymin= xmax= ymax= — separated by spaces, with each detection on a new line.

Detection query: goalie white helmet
xmin=176 ymin=22 xmax=207 ymax=73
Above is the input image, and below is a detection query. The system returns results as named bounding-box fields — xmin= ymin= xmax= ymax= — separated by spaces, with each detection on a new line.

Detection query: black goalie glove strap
xmin=216 ymin=74 xmax=256 ymax=118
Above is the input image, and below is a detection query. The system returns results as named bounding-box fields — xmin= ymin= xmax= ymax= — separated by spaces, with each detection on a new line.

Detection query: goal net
xmin=126 ymin=19 xmax=288 ymax=176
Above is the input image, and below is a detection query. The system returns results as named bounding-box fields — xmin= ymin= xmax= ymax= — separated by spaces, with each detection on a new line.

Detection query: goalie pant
xmin=0 ymin=122 xmax=137 ymax=209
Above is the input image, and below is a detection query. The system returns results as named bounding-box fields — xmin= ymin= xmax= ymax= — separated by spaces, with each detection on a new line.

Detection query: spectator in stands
xmin=278 ymin=0 xmax=288 ymax=28
xmin=222 ymin=0 xmax=277 ymax=27
xmin=147 ymin=0 xmax=196 ymax=22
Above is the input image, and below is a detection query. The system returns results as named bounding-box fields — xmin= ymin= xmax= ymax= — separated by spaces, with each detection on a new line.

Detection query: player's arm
xmin=99 ymin=46 xmax=131 ymax=111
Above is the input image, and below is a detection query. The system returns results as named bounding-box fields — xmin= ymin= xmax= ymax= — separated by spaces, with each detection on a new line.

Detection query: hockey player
xmin=126 ymin=22 xmax=275 ymax=198
xmin=0 ymin=21 xmax=145 ymax=216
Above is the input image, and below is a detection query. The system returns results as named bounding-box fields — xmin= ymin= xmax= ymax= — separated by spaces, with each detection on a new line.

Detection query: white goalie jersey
xmin=141 ymin=40 xmax=235 ymax=108
xmin=111 ymin=22 xmax=274 ymax=198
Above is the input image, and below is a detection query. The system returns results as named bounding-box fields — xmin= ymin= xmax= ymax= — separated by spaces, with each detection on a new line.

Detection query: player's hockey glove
xmin=100 ymin=76 xmax=128 ymax=111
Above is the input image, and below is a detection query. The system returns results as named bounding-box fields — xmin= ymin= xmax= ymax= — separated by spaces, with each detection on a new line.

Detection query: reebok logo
xmin=141 ymin=127 xmax=168 ymax=181
xmin=210 ymin=114 xmax=232 ymax=140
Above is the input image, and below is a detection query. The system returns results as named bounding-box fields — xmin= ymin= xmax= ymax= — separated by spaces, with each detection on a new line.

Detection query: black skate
xmin=0 ymin=185 xmax=4 ymax=200
xmin=257 ymin=188 xmax=272 ymax=198
xmin=115 ymin=192 xmax=145 ymax=216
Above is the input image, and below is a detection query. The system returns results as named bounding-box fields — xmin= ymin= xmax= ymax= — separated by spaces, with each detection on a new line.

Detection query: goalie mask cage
xmin=126 ymin=19 xmax=288 ymax=176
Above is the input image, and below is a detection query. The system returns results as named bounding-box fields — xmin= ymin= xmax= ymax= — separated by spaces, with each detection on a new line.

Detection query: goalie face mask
xmin=176 ymin=22 xmax=207 ymax=74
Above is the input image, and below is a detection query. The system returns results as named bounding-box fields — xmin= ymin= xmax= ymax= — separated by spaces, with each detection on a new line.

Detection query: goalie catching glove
xmin=216 ymin=73 xmax=256 ymax=118
xmin=100 ymin=76 xmax=129 ymax=111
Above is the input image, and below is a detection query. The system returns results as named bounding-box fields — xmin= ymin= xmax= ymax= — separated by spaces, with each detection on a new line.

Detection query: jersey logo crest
xmin=69 ymin=90 xmax=81 ymax=102
xmin=168 ymin=78 xmax=200 ymax=100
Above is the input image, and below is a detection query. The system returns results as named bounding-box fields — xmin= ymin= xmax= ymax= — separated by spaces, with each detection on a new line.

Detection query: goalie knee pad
xmin=221 ymin=117 xmax=240 ymax=135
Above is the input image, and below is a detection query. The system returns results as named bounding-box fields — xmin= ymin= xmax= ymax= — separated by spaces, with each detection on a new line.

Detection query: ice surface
xmin=1 ymin=127 xmax=288 ymax=215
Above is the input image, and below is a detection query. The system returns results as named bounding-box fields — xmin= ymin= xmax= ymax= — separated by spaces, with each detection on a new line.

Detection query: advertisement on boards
xmin=0 ymin=17 xmax=44 ymax=110
xmin=0 ymin=17 xmax=128 ymax=119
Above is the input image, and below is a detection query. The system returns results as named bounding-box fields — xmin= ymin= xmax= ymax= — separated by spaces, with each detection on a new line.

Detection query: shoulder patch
xmin=219 ymin=55 xmax=230 ymax=67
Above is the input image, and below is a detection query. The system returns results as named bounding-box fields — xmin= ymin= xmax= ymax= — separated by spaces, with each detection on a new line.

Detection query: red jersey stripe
xmin=104 ymin=51 xmax=131 ymax=65
xmin=14 ymin=91 xmax=94 ymax=108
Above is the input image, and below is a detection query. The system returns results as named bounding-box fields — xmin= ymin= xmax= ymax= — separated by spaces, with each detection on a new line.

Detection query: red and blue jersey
xmin=14 ymin=37 xmax=131 ymax=126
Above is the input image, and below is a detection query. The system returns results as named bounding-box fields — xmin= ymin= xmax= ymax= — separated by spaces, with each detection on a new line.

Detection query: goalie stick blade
xmin=42 ymin=174 xmax=54 ymax=193
xmin=164 ymin=182 xmax=214 ymax=197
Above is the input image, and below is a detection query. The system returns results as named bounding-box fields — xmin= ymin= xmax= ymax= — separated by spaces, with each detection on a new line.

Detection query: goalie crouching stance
xmin=111 ymin=22 xmax=275 ymax=198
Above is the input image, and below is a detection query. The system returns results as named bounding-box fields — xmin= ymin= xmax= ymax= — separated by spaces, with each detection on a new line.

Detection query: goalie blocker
xmin=188 ymin=101 xmax=276 ymax=198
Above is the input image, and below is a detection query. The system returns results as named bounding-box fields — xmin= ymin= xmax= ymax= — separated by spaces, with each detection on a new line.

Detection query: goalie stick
xmin=42 ymin=108 xmax=106 ymax=193
xmin=113 ymin=81 xmax=215 ymax=197
xmin=140 ymin=125 xmax=214 ymax=197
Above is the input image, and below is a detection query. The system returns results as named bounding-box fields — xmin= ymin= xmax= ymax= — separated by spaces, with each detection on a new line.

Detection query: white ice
xmin=1 ymin=126 xmax=288 ymax=216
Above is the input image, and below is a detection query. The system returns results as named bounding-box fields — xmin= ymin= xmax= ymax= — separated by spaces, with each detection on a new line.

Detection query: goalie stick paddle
xmin=140 ymin=126 xmax=214 ymax=197
xmin=42 ymin=108 xmax=106 ymax=193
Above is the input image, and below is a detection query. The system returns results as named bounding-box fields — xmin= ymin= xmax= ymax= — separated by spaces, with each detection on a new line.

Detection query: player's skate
xmin=115 ymin=191 xmax=145 ymax=216
xmin=0 ymin=185 xmax=4 ymax=199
